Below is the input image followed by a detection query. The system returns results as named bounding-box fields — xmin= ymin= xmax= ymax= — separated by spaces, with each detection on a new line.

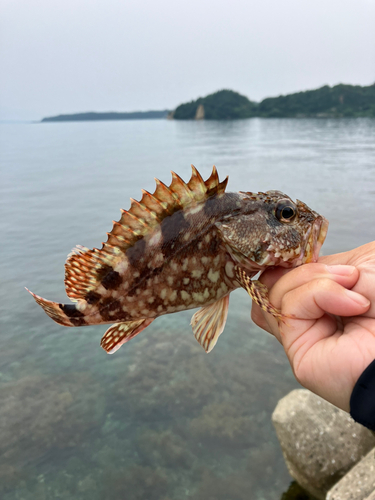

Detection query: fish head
xmin=226 ymin=190 xmax=329 ymax=270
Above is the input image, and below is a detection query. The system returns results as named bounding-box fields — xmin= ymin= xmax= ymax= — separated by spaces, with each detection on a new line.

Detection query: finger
xmin=320 ymin=245 xmax=375 ymax=318
xmin=277 ymin=279 xmax=371 ymax=411
xmin=251 ymin=303 xmax=273 ymax=334
xmin=252 ymin=264 xmax=360 ymax=335
xmin=271 ymin=278 xmax=370 ymax=347
xmin=267 ymin=263 xmax=360 ymax=310
xmin=318 ymin=241 xmax=375 ymax=267
xmin=283 ymin=278 xmax=369 ymax=321
xmin=258 ymin=266 xmax=292 ymax=290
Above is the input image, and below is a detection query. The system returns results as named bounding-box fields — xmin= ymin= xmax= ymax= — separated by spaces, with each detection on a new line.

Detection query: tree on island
xmin=257 ymin=83 xmax=375 ymax=118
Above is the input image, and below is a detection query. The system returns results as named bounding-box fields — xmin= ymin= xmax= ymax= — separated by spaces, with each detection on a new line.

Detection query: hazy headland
xmin=41 ymin=83 xmax=375 ymax=122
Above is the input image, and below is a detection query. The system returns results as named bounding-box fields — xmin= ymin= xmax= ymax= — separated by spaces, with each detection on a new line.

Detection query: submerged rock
xmin=0 ymin=372 xmax=104 ymax=491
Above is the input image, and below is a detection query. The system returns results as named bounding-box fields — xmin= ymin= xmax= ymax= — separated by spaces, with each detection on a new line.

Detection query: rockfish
xmin=28 ymin=166 xmax=328 ymax=354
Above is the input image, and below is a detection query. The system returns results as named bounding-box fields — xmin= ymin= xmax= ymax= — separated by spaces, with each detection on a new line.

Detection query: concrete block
xmin=272 ymin=389 xmax=375 ymax=500
xmin=326 ymin=449 xmax=375 ymax=500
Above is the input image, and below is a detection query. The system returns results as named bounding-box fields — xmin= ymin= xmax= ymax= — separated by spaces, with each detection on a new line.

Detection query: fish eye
xmin=275 ymin=201 xmax=297 ymax=222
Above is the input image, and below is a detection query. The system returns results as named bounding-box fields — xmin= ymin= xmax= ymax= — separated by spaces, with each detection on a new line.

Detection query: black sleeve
xmin=350 ymin=359 xmax=375 ymax=431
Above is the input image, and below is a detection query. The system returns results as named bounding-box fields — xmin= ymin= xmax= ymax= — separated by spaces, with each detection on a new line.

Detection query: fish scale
xmin=28 ymin=166 xmax=329 ymax=354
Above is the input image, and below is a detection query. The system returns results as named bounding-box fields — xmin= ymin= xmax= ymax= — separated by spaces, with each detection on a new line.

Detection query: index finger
xmin=251 ymin=264 xmax=360 ymax=338
xmin=267 ymin=263 xmax=359 ymax=310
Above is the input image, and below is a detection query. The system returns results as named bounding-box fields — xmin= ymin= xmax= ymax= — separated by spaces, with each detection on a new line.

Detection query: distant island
xmin=41 ymin=84 xmax=375 ymax=122
xmin=41 ymin=110 xmax=170 ymax=122
xmin=172 ymin=89 xmax=257 ymax=120
xmin=172 ymin=85 xmax=375 ymax=119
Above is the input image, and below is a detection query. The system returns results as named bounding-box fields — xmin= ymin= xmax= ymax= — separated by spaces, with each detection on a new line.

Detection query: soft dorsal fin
xmin=64 ymin=166 xmax=228 ymax=301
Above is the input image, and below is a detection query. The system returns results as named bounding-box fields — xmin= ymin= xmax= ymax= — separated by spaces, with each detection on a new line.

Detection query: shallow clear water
xmin=0 ymin=118 xmax=374 ymax=499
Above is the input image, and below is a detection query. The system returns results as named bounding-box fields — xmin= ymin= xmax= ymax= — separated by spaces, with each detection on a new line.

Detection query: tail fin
xmin=26 ymin=288 xmax=86 ymax=327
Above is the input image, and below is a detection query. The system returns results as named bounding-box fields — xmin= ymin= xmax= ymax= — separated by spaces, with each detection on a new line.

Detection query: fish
xmin=27 ymin=166 xmax=329 ymax=354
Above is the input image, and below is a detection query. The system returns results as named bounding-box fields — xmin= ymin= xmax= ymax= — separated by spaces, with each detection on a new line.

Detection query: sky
xmin=1 ymin=0 xmax=374 ymax=120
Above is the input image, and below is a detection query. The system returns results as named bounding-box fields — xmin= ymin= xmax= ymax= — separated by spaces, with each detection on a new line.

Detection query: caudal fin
xmin=26 ymin=288 xmax=86 ymax=327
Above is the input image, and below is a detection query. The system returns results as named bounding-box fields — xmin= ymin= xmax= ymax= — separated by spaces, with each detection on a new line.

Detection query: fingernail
xmin=326 ymin=265 xmax=356 ymax=276
xmin=345 ymin=289 xmax=370 ymax=307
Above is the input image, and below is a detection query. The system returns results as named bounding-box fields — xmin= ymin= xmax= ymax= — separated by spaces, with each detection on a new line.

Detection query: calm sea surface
xmin=0 ymin=118 xmax=374 ymax=499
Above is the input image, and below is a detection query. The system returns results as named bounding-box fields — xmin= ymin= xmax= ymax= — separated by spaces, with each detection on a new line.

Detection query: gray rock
xmin=272 ymin=389 xmax=375 ymax=500
xmin=195 ymin=104 xmax=205 ymax=120
xmin=326 ymin=449 xmax=375 ymax=500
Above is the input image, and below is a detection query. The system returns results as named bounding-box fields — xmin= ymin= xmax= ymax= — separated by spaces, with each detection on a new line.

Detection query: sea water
xmin=0 ymin=117 xmax=374 ymax=499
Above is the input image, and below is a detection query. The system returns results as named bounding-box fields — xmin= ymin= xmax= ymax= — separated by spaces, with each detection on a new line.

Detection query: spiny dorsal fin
xmin=103 ymin=165 xmax=227 ymax=251
xmin=64 ymin=166 xmax=228 ymax=301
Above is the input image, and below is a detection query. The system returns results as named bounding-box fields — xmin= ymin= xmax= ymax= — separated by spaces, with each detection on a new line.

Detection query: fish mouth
xmin=302 ymin=216 xmax=329 ymax=264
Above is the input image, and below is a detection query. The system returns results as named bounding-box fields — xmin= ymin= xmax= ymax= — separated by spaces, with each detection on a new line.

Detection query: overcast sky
xmin=1 ymin=0 xmax=374 ymax=120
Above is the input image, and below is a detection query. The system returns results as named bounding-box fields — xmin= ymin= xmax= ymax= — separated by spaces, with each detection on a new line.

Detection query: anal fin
xmin=101 ymin=318 xmax=154 ymax=354
xmin=234 ymin=266 xmax=285 ymax=321
xmin=190 ymin=295 xmax=230 ymax=353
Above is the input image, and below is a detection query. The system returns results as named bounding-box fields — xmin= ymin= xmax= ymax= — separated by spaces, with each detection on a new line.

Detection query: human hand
xmin=251 ymin=241 xmax=375 ymax=412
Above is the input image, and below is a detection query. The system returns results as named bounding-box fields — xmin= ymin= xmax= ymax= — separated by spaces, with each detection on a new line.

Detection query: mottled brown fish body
xmin=77 ymin=193 xmax=242 ymax=324
xmin=28 ymin=167 xmax=328 ymax=354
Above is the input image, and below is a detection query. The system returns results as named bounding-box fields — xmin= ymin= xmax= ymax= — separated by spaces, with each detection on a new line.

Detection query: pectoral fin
xmin=190 ymin=295 xmax=230 ymax=353
xmin=234 ymin=266 xmax=284 ymax=320
xmin=101 ymin=318 xmax=154 ymax=354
